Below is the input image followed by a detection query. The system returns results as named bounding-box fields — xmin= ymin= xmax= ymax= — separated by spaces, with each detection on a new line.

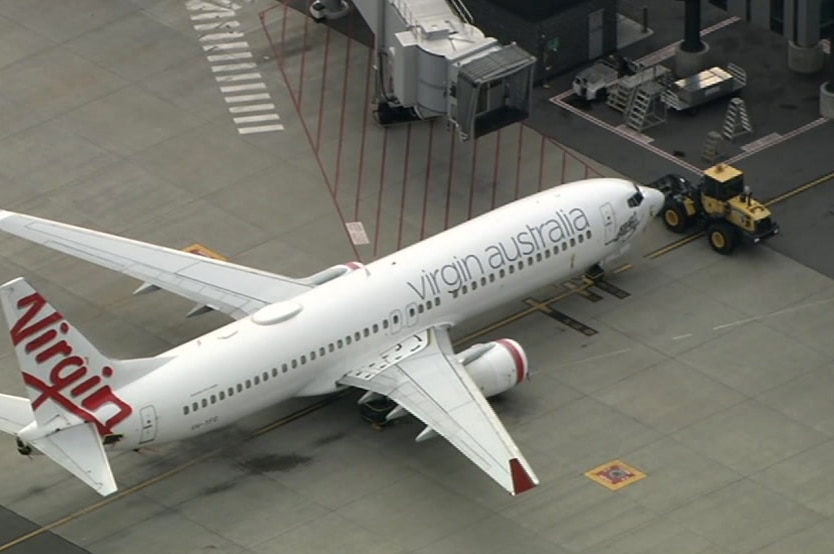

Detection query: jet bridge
xmin=336 ymin=0 xmax=535 ymax=140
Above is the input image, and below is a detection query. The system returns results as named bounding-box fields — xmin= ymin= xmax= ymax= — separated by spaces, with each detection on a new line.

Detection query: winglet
xmin=510 ymin=458 xmax=537 ymax=495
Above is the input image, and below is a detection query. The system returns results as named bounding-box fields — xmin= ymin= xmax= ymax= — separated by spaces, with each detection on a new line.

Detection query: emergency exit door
xmin=600 ymin=203 xmax=617 ymax=244
xmin=139 ymin=405 xmax=157 ymax=444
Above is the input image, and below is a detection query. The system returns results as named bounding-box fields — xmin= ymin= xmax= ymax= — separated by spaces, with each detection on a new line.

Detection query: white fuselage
xmin=107 ymin=179 xmax=662 ymax=450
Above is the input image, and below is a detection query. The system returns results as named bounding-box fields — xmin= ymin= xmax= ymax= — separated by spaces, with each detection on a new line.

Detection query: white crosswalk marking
xmin=215 ymin=72 xmax=263 ymax=82
xmin=211 ymin=62 xmax=257 ymax=72
xmin=186 ymin=1 xmax=284 ymax=135
xmin=228 ymin=103 xmax=276 ymax=113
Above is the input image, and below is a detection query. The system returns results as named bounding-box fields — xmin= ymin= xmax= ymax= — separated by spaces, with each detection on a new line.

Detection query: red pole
xmin=315 ymin=25 xmax=332 ymax=153
xmin=298 ymin=0 xmax=311 ymax=110
xmin=355 ymin=44 xmax=373 ymax=220
xmin=373 ymin=127 xmax=389 ymax=259
xmin=334 ymin=17 xmax=354 ymax=199
xmin=420 ymin=119 xmax=435 ymax=240
xmin=444 ymin=138 xmax=456 ymax=230
xmin=397 ymin=123 xmax=413 ymax=250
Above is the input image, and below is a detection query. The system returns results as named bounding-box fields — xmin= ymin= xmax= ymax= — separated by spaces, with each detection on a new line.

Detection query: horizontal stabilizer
xmin=29 ymin=422 xmax=117 ymax=496
xmin=0 ymin=393 xmax=33 ymax=435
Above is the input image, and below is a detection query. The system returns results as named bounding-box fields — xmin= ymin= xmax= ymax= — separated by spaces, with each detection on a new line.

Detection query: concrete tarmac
xmin=1 ymin=2 xmax=834 ymax=554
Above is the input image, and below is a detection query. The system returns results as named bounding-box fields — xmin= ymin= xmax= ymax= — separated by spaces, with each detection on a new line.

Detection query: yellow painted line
xmin=764 ymin=170 xmax=834 ymax=207
xmin=645 ymin=232 xmax=703 ymax=260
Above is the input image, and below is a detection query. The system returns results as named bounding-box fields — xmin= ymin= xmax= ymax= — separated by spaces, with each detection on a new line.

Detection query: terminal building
xmin=708 ymin=0 xmax=834 ymax=73
xmin=464 ymin=0 xmax=619 ymax=83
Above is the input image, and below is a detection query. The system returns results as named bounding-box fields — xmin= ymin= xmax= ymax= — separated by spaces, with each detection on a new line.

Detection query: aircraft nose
xmin=640 ymin=185 xmax=665 ymax=218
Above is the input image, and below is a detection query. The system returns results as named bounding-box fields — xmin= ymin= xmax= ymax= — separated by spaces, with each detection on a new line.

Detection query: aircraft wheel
xmin=707 ymin=221 xmax=737 ymax=255
xmin=662 ymin=202 xmax=689 ymax=233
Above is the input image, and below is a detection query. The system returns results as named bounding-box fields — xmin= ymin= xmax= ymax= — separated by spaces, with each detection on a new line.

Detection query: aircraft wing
xmin=338 ymin=326 xmax=539 ymax=495
xmin=0 ymin=210 xmax=313 ymax=319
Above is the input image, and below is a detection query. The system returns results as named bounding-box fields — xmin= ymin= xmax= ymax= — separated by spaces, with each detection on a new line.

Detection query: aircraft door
xmin=139 ymin=405 xmax=157 ymax=444
xmin=600 ymin=203 xmax=617 ymax=244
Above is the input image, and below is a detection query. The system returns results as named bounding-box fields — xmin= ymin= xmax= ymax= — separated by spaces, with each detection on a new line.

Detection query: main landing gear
xmin=360 ymin=396 xmax=397 ymax=431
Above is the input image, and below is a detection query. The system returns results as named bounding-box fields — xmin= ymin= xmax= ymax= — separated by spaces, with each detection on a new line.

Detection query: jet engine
xmin=303 ymin=261 xmax=365 ymax=286
xmin=457 ymin=338 xmax=529 ymax=398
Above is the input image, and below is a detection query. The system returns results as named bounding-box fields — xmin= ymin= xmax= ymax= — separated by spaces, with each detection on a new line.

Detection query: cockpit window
xmin=627 ymin=189 xmax=644 ymax=208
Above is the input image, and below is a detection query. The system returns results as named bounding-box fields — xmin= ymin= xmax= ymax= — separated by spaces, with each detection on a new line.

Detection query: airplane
xmin=0 ymin=178 xmax=663 ymax=497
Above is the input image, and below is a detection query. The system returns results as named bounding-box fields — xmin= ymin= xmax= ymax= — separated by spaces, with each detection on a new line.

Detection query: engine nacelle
xmin=457 ymin=339 xmax=529 ymax=398
xmin=303 ymin=261 xmax=364 ymax=286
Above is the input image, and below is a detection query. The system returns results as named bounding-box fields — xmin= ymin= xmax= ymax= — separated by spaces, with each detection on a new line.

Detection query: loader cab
xmin=701 ymin=163 xmax=744 ymax=202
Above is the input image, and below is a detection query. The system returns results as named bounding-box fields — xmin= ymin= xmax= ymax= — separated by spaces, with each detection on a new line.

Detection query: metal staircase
xmin=624 ymin=82 xmax=667 ymax=132
xmin=721 ymin=97 xmax=753 ymax=141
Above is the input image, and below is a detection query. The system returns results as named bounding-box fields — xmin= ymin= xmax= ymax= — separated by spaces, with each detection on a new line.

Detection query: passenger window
xmin=346 ymin=336 xmax=352 ymax=345
xmin=408 ymin=307 xmax=415 ymax=317
xmin=392 ymin=314 xmax=400 ymax=324
xmin=561 ymin=242 xmax=568 ymax=252
xmin=300 ymin=355 xmax=307 ymax=365
xmin=319 ymin=347 xmax=326 ymax=356
xmin=363 ymin=328 xmax=369 ymax=337
xmin=462 ymin=285 xmax=468 ymax=294
xmin=544 ymin=249 xmax=551 ymax=258
xmin=183 ymin=406 xmax=189 ymax=415
xmin=192 ymin=402 xmax=199 ymax=412
xmin=536 ymin=253 xmax=542 ymax=262
xmin=201 ymin=398 xmax=208 ymax=408
xmin=236 ymin=383 xmax=243 ymax=393
xmin=372 ymin=323 xmax=379 ymax=333
xmin=272 ymin=367 xmax=278 ymax=377
xmin=480 ymin=277 xmax=487 ymax=286
xmin=527 ymin=256 xmax=533 ymax=265
xmin=263 ymin=371 xmax=269 ymax=381
xmin=489 ymin=273 xmax=495 ymax=282
xmin=518 ymin=261 xmax=524 ymax=270
xmin=578 ymin=235 xmax=584 ymax=243
xmin=254 ymin=375 xmax=260 ymax=385
xmin=228 ymin=388 xmax=234 ymax=397
xmin=328 ymin=343 xmax=335 ymax=352
xmin=418 ymin=304 xmax=424 ymax=314
xmin=210 ymin=394 xmax=216 ymax=404
xmin=499 ymin=269 xmax=506 ymax=278
xmin=337 ymin=338 xmax=344 ymax=348
xmin=382 ymin=320 xmax=389 ymax=329
xmin=246 ymin=379 xmax=252 ymax=388
xmin=586 ymin=230 xmax=592 ymax=239
xmin=508 ymin=266 xmax=515 ymax=274
xmin=310 ymin=351 xmax=316 ymax=361
xmin=434 ymin=297 xmax=440 ymax=306
xmin=282 ymin=364 xmax=288 ymax=373
xmin=471 ymin=282 xmax=477 ymax=291
xmin=570 ymin=238 xmax=576 ymax=247
xmin=219 ymin=391 xmax=225 ymax=400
